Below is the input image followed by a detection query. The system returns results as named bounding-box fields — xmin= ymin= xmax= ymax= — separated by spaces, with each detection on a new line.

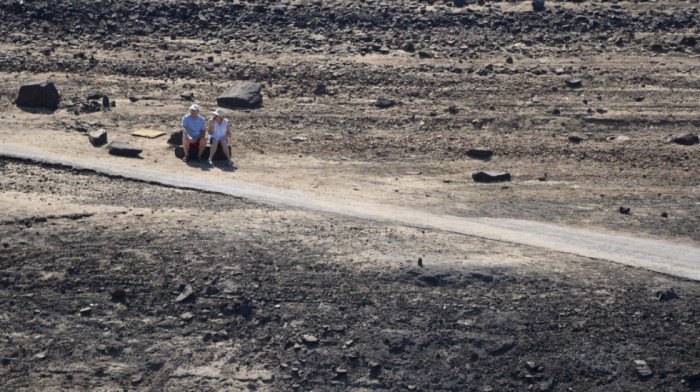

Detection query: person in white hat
xmin=181 ymin=104 xmax=207 ymax=162
xmin=206 ymin=108 xmax=233 ymax=166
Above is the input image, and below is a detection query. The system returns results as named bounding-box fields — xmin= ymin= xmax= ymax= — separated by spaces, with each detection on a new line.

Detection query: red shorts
xmin=183 ymin=137 xmax=202 ymax=147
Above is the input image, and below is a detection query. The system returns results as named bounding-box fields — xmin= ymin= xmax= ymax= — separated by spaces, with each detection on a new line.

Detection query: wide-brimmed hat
xmin=189 ymin=104 xmax=200 ymax=111
xmin=211 ymin=108 xmax=225 ymax=118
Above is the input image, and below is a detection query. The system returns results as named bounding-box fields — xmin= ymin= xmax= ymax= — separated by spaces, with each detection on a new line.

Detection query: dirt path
xmin=3 ymin=144 xmax=697 ymax=281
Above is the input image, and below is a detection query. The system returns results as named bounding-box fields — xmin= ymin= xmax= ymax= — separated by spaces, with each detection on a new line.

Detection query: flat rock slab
xmin=375 ymin=97 xmax=397 ymax=108
xmin=217 ymin=82 xmax=262 ymax=109
xmin=466 ymin=148 xmax=493 ymax=159
xmin=472 ymin=171 xmax=511 ymax=183
xmin=88 ymin=129 xmax=107 ymax=146
xmin=107 ymin=141 xmax=142 ymax=157
xmin=16 ymin=80 xmax=60 ymax=110
xmin=672 ymin=133 xmax=698 ymax=145
xmin=565 ymin=77 xmax=582 ymax=88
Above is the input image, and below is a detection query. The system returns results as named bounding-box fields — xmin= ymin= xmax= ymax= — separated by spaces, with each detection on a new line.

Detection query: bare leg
xmin=182 ymin=137 xmax=190 ymax=159
xmin=197 ymin=137 xmax=206 ymax=159
xmin=209 ymin=139 xmax=219 ymax=163
xmin=220 ymin=139 xmax=232 ymax=164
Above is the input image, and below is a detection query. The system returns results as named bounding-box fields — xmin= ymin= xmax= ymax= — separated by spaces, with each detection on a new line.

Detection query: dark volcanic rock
xmin=472 ymin=171 xmax=511 ymax=183
xmin=107 ymin=141 xmax=142 ymax=157
xmin=532 ymin=0 xmax=545 ymax=12
xmin=619 ymin=206 xmax=631 ymax=215
xmin=565 ymin=77 xmax=582 ymax=88
xmin=175 ymin=285 xmax=195 ymax=303
xmin=653 ymin=287 xmax=678 ymax=301
xmin=568 ymin=134 xmax=584 ymax=143
xmin=672 ymin=133 xmax=698 ymax=146
xmin=467 ymin=148 xmax=493 ymax=159
xmin=88 ymin=129 xmax=107 ymax=146
xmin=217 ymin=82 xmax=263 ymax=109
xmin=15 ymin=80 xmax=60 ymax=110
xmin=375 ymin=97 xmax=397 ymax=109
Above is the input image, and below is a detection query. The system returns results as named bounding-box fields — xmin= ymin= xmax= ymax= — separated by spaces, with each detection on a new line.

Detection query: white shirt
xmin=210 ymin=119 xmax=228 ymax=140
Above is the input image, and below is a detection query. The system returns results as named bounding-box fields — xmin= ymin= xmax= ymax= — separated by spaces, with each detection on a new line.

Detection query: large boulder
xmin=107 ymin=141 xmax=142 ymax=157
xmin=472 ymin=171 xmax=511 ymax=183
xmin=216 ymin=82 xmax=262 ymax=109
xmin=16 ymin=80 xmax=60 ymax=110
xmin=88 ymin=129 xmax=107 ymax=146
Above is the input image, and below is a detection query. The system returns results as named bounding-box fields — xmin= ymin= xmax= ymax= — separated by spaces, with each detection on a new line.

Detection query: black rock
xmin=79 ymin=307 xmax=92 ymax=317
xmin=87 ymin=92 xmax=102 ymax=100
xmin=619 ymin=206 xmax=631 ymax=215
xmin=418 ymin=49 xmax=433 ymax=59
xmin=472 ymin=171 xmax=511 ymax=183
xmin=488 ymin=340 xmax=516 ymax=356
xmin=88 ymin=129 xmax=107 ymax=146
xmin=546 ymin=106 xmax=560 ymax=115
xmin=217 ymin=82 xmax=263 ymax=109
xmin=672 ymin=133 xmax=699 ymax=146
xmin=375 ymin=97 xmax=397 ymax=109
xmin=568 ymin=134 xmax=584 ymax=143
xmin=402 ymin=42 xmax=415 ymax=52
xmin=565 ymin=77 xmax=582 ymax=88
xmin=312 ymin=83 xmax=326 ymax=95
xmin=532 ymin=0 xmax=545 ymax=12
xmin=446 ymin=105 xmax=458 ymax=114
xmin=111 ymin=288 xmax=127 ymax=301
xmin=453 ymin=0 xmax=466 ymax=7
xmin=654 ymin=288 xmax=678 ymax=301
xmin=237 ymin=298 xmax=252 ymax=316
xmin=180 ymin=92 xmax=194 ymax=101
xmin=16 ymin=80 xmax=60 ymax=110
xmin=168 ymin=131 xmax=183 ymax=145
xmin=108 ymin=141 xmax=142 ymax=157
xmin=634 ymin=96 xmax=645 ymax=102
xmin=467 ymin=148 xmax=493 ymax=159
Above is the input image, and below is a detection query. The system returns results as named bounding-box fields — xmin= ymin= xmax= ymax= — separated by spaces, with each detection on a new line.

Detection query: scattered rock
xmin=472 ymin=171 xmax=511 ymax=183
xmin=545 ymin=105 xmax=560 ymax=115
xmin=375 ymin=97 xmax=397 ymax=109
xmin=487 ymin=340 xmax=516 ymax=356
xmin=619 ymin=206 xmax=631 ymax=215
xmin=446 ymin=105 xmax=459 ymax=114
xmin=568 ymin=134 xmax=584 ymax=143
xmin=291 ymin=136 xmax=307 ymax=142
xmin=180 ymin=312 xmax=195 ymax=321
xmin=532 ymin=0 xmax=545 ymax=12
xmin=79 ymin=307 xmax=92 ymax=317
xmin=653 ymin=287 xmax=678 ymax=301
xmin=302 ymin=334 xmax=319 ymax=344
xmin=237 ymin=298 xmax=252 ymax=316
xmin=634 ymin=360 xmax=653 ymax=378
xmin=217 ymin=81 xmax=263 ymax=109
xmin=130 ymin=373 xmax=143 ymax=385
xmin=418 ymin=49 xmax=433 ymax=59
xmin=111 ymin=287 xmax=126 ymax=301
xmin=107 ymin=141 xmax=142 ymax=157
xmin=175 ymin=284 xmax=195 ymax=303
xmin=467 ymin=148 xmax=493 ymax=159
xmin=180 ymin=92 xmax=194 ymax=101
xmin=672 ymin=133 xmax=699 ymax=146
xmin=168 ymin=131 xmax=183 ymax=146
xmin=312 ymin=83 xmax=326 ymax=95
xmin=15 ymin=80 xmax=60 ymax=110
xmin=88 ymin=128 xmax=107 ymax=146
xmin=565 ymin=77 xmax=582 ymax=88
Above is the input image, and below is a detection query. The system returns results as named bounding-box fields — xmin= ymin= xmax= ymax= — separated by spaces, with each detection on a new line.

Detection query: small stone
xmin=131 ymin=373 xmax=143 ymax=384
xmin=532 ymin=0 xmax=545 ymax=11
xmin=111 ymin=287 xmax=126 ymax=301
xmin=634 ymin=360 xmax=653 ymax=378
xmin=545 ymin=106 xmax=560 ymax=115
xmin=525 ymin=361 xmax=538 ymax=371
xmin=335 ymin=367 xmax=347 ymax=375
xmin=180 ymin=92 xmax=194 ymax=101
xmin=175 ymin=285 xmax=195 ymax=303
xmin=79 ymin=307 xmax=92 ymax=316
xmin=180 ymin=312 xmax=195 ymax=321
xmin=619 ymin=206 xmax=631 ymax=215
xmin=418 ymin=49 xmax=433 ymax=59
xmin=634 ymin=96 xmax=645 ymax=102
xmin=565 ymin=77 xmax=582 ymax=88
xmin=375 ymin=97 xmax=397 ymax=109
xmin=302 ymin=334 xmax=319 ymax=344
xmin=291 ymin=136 xmax=307 ymax=142
xmin=568 ymin=134 xmax=584 ymax=143
xmin=531 ymin=97 xmax=541 ymax=103
xmin=34 ymin=352 xmax=47 ymax=360
xmin=661 ymin=212 xmax=668 ymax=218
xmin=653 ymin=287 xmax=678 ymax=301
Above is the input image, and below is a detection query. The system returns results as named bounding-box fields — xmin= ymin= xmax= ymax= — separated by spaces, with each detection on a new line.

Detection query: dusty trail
xmin=2 ymin=144 xmax=698 ymax=281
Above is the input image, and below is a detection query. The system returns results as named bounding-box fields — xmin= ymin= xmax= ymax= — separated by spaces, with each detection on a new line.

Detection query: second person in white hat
xmin=206 ymin=108 xmax=233 ymax=166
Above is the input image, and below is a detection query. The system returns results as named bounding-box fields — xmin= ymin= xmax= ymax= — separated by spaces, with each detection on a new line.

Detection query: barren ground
xmin=0 ymin=0 xmax=699 ymax=390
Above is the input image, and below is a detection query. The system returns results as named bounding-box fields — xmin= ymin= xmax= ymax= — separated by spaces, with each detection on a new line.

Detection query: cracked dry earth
xmin=0 ymin=160 xmax=699 ymax=391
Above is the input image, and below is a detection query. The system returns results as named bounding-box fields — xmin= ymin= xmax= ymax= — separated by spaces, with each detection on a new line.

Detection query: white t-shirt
xmin=210 ymin=119 xmax=228 ymax=141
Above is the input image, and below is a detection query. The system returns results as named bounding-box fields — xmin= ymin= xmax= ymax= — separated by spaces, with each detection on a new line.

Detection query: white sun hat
xmin=211 ymin=108 xmax=225 ymax=117
xmin=189 ymin=104 xmax=200 ymax=111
